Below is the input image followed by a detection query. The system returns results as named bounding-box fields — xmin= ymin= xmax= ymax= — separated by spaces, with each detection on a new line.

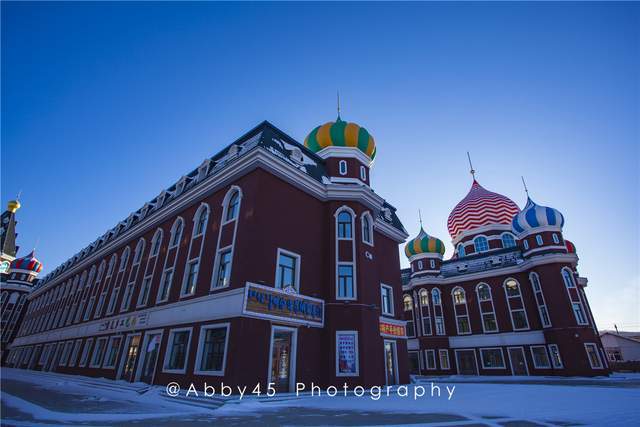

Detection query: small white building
xmin=600 ymin=332 xmax=640 ymax=362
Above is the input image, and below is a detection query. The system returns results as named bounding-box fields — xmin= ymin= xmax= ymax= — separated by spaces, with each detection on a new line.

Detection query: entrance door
xmin=384 ymin=340 xmax=399 ymax=385
xmin=508 ymin=347 xmax=529 ymax=375
xmin=139 ymin=333 xmax=161 ymax=384
xmin=269 ymin=328 xmax=296 ymax=393
xmin=119 ymin=335 xmax=141 ymax=382
xmin=456 ymin=350 xmax=478 ymax=375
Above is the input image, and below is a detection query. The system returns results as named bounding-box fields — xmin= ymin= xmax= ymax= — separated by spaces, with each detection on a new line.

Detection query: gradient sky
xmin=2 ymin=2 xmax=638 ymax=331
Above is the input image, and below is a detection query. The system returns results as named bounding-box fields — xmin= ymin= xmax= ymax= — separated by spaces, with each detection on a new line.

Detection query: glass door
xmin=139 ymin=333 xmax=161 ymax=384
xmin=119 ymin=335 xmax=141 ymax=382
xmin=508 ymin=347 xmax=529 ymax=375
xmin=270 ymin=330 xmax=293 ymax=392
xmin=384 ymin=340 xmax=398 ymax=385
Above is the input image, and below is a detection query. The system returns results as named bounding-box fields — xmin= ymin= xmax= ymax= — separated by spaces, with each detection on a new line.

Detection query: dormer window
xmin=360 ymin=166 xmax=367 ymax=181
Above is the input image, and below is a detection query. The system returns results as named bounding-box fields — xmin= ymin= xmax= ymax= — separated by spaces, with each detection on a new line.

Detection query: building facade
xmin=5 ymin=120 xmax=410 ymax=390
xmin=1 ymin=200 xmax=44 ymax=363
xmin=403 ymin=178 xmax=609 ymax=377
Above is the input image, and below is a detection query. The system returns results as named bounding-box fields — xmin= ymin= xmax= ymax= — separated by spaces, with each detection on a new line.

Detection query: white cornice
xmin=31 ymin=146 xmax=404 ymax=298
xmin=315 ymin=146 xmax=373 ymax=167
xmin=403 ymin=253 xmax=580 ymax=290
xmin=408 ymin=253 xmax=443 ymax=263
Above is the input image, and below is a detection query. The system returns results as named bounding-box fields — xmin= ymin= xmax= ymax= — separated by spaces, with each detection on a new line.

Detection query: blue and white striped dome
xmin=512 ymin=198 xmax=564 ymax=235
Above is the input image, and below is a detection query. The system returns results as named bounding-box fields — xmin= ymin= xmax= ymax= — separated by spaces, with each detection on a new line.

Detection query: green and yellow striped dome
xmin=304 ymin=117 xmax=376 ymax=160
xmin=404 ymin=228 xmax=445 ymax=258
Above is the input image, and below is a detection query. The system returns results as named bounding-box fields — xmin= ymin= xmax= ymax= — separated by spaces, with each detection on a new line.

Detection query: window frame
xmin=530 ymin=345 xmax=552 ymax=369
xmin=336 ymin=208 xmax=354 ymax=240
xmin=162 ymin=327 xmax=193 ymax=374
xmin=473 ymin=235 xmax=489 ymax=253
xmin=335 ymin=330 xmax=360 ymax=377
xmin=548 ymin=344 xmax=563 ymax=368
xmin=425 ymin=349 xmax=437 ymax=370
xmin=361 ymin=212 xmax=374 ymax=246
xmin=213 ymin=246 xmax=233 ymax=289
xmin=584 ymin=343 xmax=604 ymax=369
xmin=68 ymin=339 xmax=83 ymax=368
xmin=476 ymin=283 xmax=499 ymax=333
xmin=380 ymin=284 xmax=394 ymax=316
xmin=274 ymin=248 xmax=301 ymax=291
xmin=193 ymin=323 xmax=231 ymax=376
xmin=535 ymin=235 xmax=543 ymax=246
xmin=452 ymin=287 xmax=471 ymax=335
xmin=336 ymin=262 xmax=356 ymax=301
xmin=480 ymin=347 xmax=506 ymax=369
xmin=503 ymin=278 xmax=530 ymax=331
xmin=102 ymin=336 xmax=123 ymax=369
xmin=338 ymin=160 xmax=348 ymax=176
xmin=501 ymin=232 xmax=517 ymax=249
xmin=89 ymin=337 xmax=108 ymax=368
xmin=439 ymin=349 xmax=450 ymax=370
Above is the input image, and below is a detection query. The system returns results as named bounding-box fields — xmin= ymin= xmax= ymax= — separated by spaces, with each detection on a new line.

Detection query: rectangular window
xmin=584 ymin=343 xmax=603 ymax=369
xmin=480 ymin=348 xmax=506 ymax=369
xmin=531 ymin=345 xmax=551 ymax=368
xmin=511 ymin=310 xmax=529 ymax=330
xmin=482 ymin=313 xmax=498 ymax=333
xmin=275 ymin=250 xmax=300 ymax=290
xmin=425 ymin=350 xmax=436 ymax=370
xmin=164 ymin=329 xmax=192 ymax=372
xmin=548 ymin=344 xmax=563 ymax=368
xmin=79 ymin=339 xmax=93 ymax=367
xmin=214 ymin=250 xmax=232 ymax=288
xmin=90 ymin=337 xmax=108 ymax=368
xmin=102 ymin=336 xmax=122 ymax=369
xmin=435 ymin=317 xmax=445 ymax=335
xmin=439 ymin=349 xmax=450 ymax=370
xmin=137 ymin=277 xmax=152 ymax=307
xmin=336 ymin=331 xmax=359 ymax=376
xmin=158 ymin=269 xmax=174 ymax=301
xmin=573 ymin=303 xmax=588 ymax=325
xmin=84 ymin=296 xmax=95 ymax=321
xmin=337 ymin=264 xmax=355 ymax=299
xmin=59 ymin=341 xmax=74 ymax=366
xmin=68 ymin=340 xmax=83 ymax=368
xmin=380 ymin=284 xmax=394 ymax=316
xmin=195 ymin=324 xmax=229 ymax=375
xmin=456 ymin=315 xmax=471 ymax=334
xmin=182 ymin=260 xmax=200 ymax=296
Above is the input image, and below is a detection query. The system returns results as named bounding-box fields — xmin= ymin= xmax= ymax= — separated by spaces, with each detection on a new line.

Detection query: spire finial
xmin=16 ymin=189 xmax=22 ymax=201
xmin=521 ymin=176 xmax=529 ymax=197
xmin=337 ymin=90 xmax=341 ymax=119
xmin=418 ymin=209 xmax=423 ymax=228
xmin=467 ymin=152 xmax=476 ymax=180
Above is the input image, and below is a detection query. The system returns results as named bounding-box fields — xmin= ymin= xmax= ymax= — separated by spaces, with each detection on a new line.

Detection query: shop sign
xmin=379 ymin=318 xmax=407 ymax=338
xmin=98 ymin=313 xmax=148 ymax=332
xmin=243 ymin=282 xmax=324 ymax=327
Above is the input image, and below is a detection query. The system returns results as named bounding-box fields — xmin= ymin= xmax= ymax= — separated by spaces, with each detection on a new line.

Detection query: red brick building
xmin=5 ymin=119 xmax=410 ymax=390
xmin=403 ymin=178 xmax=608 ymax=376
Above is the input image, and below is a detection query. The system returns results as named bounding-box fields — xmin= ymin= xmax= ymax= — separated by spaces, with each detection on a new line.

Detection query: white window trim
xmin=193 ymin=322 xmax=231 ymax=376
xmin=452 ymin=287 xmax=472 ymax=335
xmin=211 ymin=245 xmax=233 ymax=290
xmin=417 ymin=260 xmax=423 ymax=270
xmin=336 ymin=261 xmax=357 ymax=301
xmin=180 ymin=204 xmax=210 ymax=298
xmin=79 ymin=338 xmax=93 ymax=368
xmin=335 ymin=206 xmax=356 ymax=241
xmin=523 ymin=240 xmax=529 ymax=250
xmin=425 ymin=349 xmax=437 ymax=370
xmin=507 ymin=346 xmax=530 ymax=375
xmin=473 ymin=235 xmax=490 ymax=253
xmin=68 ymin=339 xmax=83 ymax=368
xmin=59 ymin=341 xmax=74 ymax=367
xmin=530 ymin=345 xmax=551 ymax=369
xmin=383 ymin=339 xmax=399 ymax=385
xmin=561 ymin=268 xmax=589 ymax=326
xmin=90 ymin=337 xmax=109 ymax=368
xmin=535 ymin=235 xmax=543 ymax=246
xmin=102 ymin=336 xmax=123 ymax=369
xmin=134 ymin=329 xmax=164 ymax=383
xmin=335 ymin=330 xmax=360 ymax=377
xmin=454 ymin=349 xmax=478 ymax=375
xmin=192 ymin=203 xmax=210 ymax=238
xmin=584 ymin=343 xmax=604 ymax=369
xmin=439 ymin=349 xmax=450 ymax=370
xmin=168 ymin=218 xmax=184 ymax=249
xmin=418 ymin=289 xmax=432 ymax=336
xmin=479 ymin=347 xmax=506 ymax=369
xmin=156 ymin=267 xmax=175 ymax=303
xmin=361 ymin=212 xmax=374 ymax=246
xmin=162 ymin=327 xmax=193 ymax=374
xmin=503 ymin=278 xmax=530 ymax=331
xmin=403 ymin=294 xmax=415 ymax=338
xmin=274 ymin=248 xmax=302 ymax=291
xmin=529 ymin=272 xmax=552 ymax=328
xmin=359 ymin=165 xmax=367 ymax=181
xmin=380 ymin=283 xmax=394 ymax=316
xmin=501 ymin=232 xmax=517 ymax=249
xmin=548 ymin=344 xmax=563 ymax=368
xmin=476 ymin=283 xmax=499 ymax=333
xmin=338 ymin=160 xmax=348 ymax=176
xmin=211 ymin=187 xmax=242 ymax=290
xmin=137 ymin=230 xmax=162 ymax=308
xmin=220 ymin=185 xmax=242 ymax=226
xmin=552 ymin=233 xmax=560 ymax=244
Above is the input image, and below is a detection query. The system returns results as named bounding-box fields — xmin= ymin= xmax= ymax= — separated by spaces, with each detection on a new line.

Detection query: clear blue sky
xmin=2 ymin=2 xmax=638 ymax=331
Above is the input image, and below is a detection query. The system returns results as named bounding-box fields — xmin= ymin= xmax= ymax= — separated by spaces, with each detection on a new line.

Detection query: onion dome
xmin=7 ymin=200 xmax=21 ymax=213
xmin=565 ymin=240 xmax=576 ymax=254
xmin=304 ymin=116 xmax=376 ymax=160
xmin=11 ymin=250 xmax=43 ymax=274
xmin=512 ymin=198 xmax=564 ymax=235
xmin=447 ymin=180 xmax=520 ymax=240
xmin=405 ymin=228 xmax=445 ymax=258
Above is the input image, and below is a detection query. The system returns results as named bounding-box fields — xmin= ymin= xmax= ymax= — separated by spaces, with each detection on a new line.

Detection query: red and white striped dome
xmin=447 ymin=180 xmax=520 ymax=240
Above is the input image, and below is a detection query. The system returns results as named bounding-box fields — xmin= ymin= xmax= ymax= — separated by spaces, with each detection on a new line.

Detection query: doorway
xmin=384 ymin=340 xmax=399 ymax=385
xmin=268 ymin=326 xmax=297 ymax=393
xmin=508 ymin=347 xmax=529 ymax=376
xmin=455 ymin=349 xmax=478 ymax=375
xmin=136 ymin=331 xmax=162 ymax=384
xmin=118 ymin=334 xmax=141 ymax=382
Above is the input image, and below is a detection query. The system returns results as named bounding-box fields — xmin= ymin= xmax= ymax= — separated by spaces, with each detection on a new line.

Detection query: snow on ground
xmin=2 ymin=368 xmax=639 ymax=426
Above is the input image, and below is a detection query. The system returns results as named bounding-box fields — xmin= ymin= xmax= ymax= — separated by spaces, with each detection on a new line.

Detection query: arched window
xmin=457 ymin=244 xmax=466 ymax=258
xmin=119 ymin=247 xmax=131 ymax=272
xmin=403 ymin=295 xmax=415 ymax=337
xmin=474 ymin=236 xmax=489 ymax=253
xmin=529 ymin=272 xmax=551 ymax=327
xmin=432 ymin=288 xmax=441 ymax=305
xmin=452 ymin=287 xmax=471 ymax=334
xmin=169 ymin=218 xmax=184 ymax=248
xmin=536 ymin=235 xmax=543 ymax=246
xmin=361 ymin=212 xmax=373 ymax=245
xmin=561 ymin=268 xmax=588 ymax=326
xmin=150 ymin=229 xmax=163 ymax=257
xmin=504 ymin=278 xmax=529 ymax=330
xmin=337 ymin=210 xmax=353 ymax=239
xmin=226 ymin=191 xmax=240 ymax=221
xmin=419 ymin=289 xmax=431 ymax=336
xmin=193 ymin=204 xmax=210 ymax=237
xmin=561 ymin=269 xmax=576 ymax=289
xmin=476 ymin=283 xmax=498 ymax=333
xmin=501 ymin=233 xmax=516 ymax=249
xmin=339 ymin=160 xmax=348 ymax=175
xmin=133 ymin=239 xmax=145 ymax=265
